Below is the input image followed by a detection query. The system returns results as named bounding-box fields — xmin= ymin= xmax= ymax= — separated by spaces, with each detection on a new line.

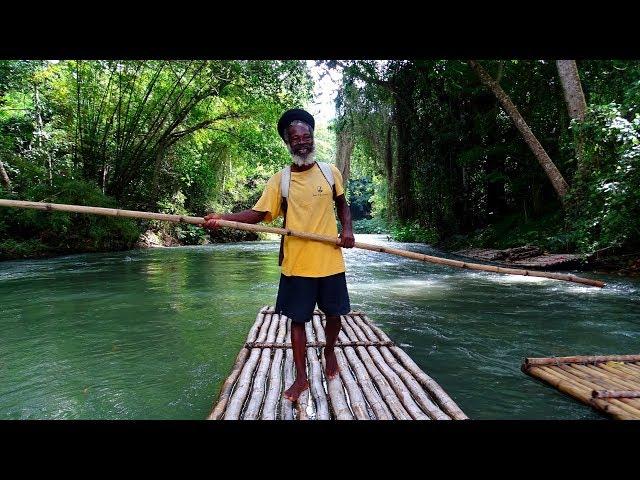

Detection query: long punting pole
xmin=0 ymin=199 xmax=605 ymax=288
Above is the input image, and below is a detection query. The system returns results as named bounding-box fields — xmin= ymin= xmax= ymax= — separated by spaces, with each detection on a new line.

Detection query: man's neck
xmin=290 ymin=161 xmax=316 ymax=172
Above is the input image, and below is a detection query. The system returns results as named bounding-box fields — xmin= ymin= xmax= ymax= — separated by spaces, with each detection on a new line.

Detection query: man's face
xmin=286 ymin=123 xmax=314 ymax=159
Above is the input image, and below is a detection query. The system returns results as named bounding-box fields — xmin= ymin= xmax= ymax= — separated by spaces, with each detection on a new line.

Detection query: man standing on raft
xmin=203 ymin=108 xmax=355 ymax=402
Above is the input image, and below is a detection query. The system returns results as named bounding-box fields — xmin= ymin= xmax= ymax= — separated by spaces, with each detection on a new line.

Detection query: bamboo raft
xmin=455 ymin=247 xmax=588 ymax=271
xmin=522 ymin=354 xmax=640 ymax=420
xmin=208 ymin=306 xmax=468 ymax=420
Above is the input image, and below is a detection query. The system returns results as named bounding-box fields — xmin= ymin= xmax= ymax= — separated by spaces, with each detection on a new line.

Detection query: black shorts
xmin=275 ymin=272 xmax=351 ymax=323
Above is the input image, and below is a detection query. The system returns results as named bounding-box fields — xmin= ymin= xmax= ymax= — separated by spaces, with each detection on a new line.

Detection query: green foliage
xmin=346 ymin=176 xmax=374 ymax=220
xmin=352 ymin=217 xmax=389 ymax=234
xmin=0 ymin=178 xmax=140 ymax=259
xmin=566 ymin=103 xmax=640 ymax=253
xmin=390 ymin=222 xmax=439 ymax=244
xmin=441 ymin=210 xmax=572 ymax=252
xmin=0 ymin=59 xmax=313 ymax=257
xmin=335 ymin=59 xmax=640 ymax=259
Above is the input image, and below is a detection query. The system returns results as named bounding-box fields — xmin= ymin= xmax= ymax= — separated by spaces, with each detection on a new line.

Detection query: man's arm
xmin=335 ymin=194 xmax=355 ymax=248
xmin=203 ymin=209 xmax=267 ymax=230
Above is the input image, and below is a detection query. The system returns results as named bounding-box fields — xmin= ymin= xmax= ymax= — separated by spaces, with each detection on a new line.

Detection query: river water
xmin=1 ymin=234 xmax=638 ymax=419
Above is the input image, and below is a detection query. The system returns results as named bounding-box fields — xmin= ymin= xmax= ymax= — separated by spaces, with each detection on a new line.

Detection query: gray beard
xmin=287 ymin=144 xmax=316 ymax=167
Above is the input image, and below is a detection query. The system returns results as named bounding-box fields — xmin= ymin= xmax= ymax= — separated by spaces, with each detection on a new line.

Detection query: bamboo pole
xmin=0 ymin=199 xmax=605 ymax=288
xmin=524 ymin=354 xmax=640 ymax=367
xmin=562 ymin=364 xmax=638 ymax=394
xmin=341 ymin=320 xmax=412 ymax=419
xmin=208 ymin=308 xmax=267 ymax=419
xmin=296 ymin=381 xmax=311 ymax=420
xmin=243 ymin=313 xmax=280 ymax=419
xmin=351 ymin=315 xmax=450 ymax=420
xmin=338 ymin=329 xmax=392 ymax=420
xmin=569 ymin=364 xmax=640 ymax=407
xmin=608 ymin=364 xmax=640 ymax=384
xmin=602 ymin=362 xmax=640 ymax=378
xmin=594 ymin=364 xmax=640 ymax=388
xmin=344 ymin=316 xmax=430 ymax=420
xmin=312 ymin=314 xmax=354 ymax=420
xmin=260 ymin=314 xmax=287 ymax=420
xmin=305 ymin=321 xmax=330 ymax=420
xmin=245 ymin=340 xmax=395 ymax=349
xmin=281 ymin=319 xmax=295 ymax=421
xmin=540 ymin=365 xmax=640 ymax=418
xmin=593 ymin=390 xmax=640 ymax=399
xmin=526 ymin=366 xmax=636 ymax=420
xmin=358 ymin=313 xmax=468 ymax=420
xmin=315 ymin=314 xmax=370 ymax=420
xmin=223 ymin=313 xmax=273 ymax=419
xmin=548 ymin=365 xmax=640 ymax=417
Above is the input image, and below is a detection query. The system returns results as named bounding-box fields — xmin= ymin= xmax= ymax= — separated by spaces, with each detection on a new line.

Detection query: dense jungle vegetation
xmin=1 ymin=60 xmax=638 ymax=271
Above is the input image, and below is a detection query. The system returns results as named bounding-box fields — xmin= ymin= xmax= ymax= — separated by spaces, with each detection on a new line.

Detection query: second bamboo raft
xmin=522 ymin=354 xmax=640 ymax=420
xmin=209 ymin=306 xmax=468 ymax=420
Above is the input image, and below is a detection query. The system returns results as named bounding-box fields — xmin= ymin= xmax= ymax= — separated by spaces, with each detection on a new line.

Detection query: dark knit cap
xmin=277 ymin=108 xmax=315 ymax=140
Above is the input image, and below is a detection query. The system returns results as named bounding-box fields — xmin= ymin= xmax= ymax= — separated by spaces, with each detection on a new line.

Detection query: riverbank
xmin=3 ymin=222 xmax=639 ymax=278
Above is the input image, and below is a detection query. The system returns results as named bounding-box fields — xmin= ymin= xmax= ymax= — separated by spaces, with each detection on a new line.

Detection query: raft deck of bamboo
xmin=209 ymin=306 xmax=468 ymax=420
xmin=522 ymin=354 xmax=640 ymax=420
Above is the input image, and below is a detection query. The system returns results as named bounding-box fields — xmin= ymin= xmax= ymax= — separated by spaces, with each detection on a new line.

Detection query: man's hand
xmin=338 ymin=230 xmax=355 ymax=248
xmin=203 ymin=213 xmax=223 ymax=230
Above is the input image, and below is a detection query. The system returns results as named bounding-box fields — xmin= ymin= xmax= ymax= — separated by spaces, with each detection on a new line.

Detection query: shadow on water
xmin=1 ymin=235 xmax=638 ymax=419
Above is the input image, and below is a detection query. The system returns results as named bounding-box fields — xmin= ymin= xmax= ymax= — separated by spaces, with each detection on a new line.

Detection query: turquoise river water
xmin=1 ymin=235 xmax=638 ymax=419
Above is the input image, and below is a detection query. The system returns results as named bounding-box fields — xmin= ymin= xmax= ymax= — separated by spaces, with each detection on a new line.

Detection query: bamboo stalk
xmin=541 ymin=365 xmax=640 ymax=418
xmin=351 ymin=315 xmax=450 ymax=420
xmin=610 ymin=365 xmax=640 ymax=385
xmin=595 ymin=364 xmax=640 ymax=388
xmin=358 ymin=313 xmax=468 ymax=420
xmin=241 ymin=312 xmax=280 ymax=419
xmin=560 ymin=365 xmax=638 ymax=400
xmin=0 ymin=198 xmax=605 ymax=288
xmin=527 ymin=366 xmax=636 ymax=420
xmin=569 ymin=364 xmax=640 ymax=409
xmin=549 ymin=365 xmax=640 ymax=417
xmin=312 ymin=314 xmax=354 ymax=420
xmin=260 ymin=314 xmax=288 ymax=420
xmin=223 ymin=312 xmax=273 ymax=419
xmin=569 ymin=364 xmax=640 ymax=393
xmin=295 ymin=321 xmax=312 ymax=421
xmin=524 ymin=354 xmax=640 ymax=366
xmin=593 ymin=390 xmax=640 ymax=399
xmin=208 ymin=308 xmax=267 ymax=419
xmin=602 ymin=362 xmax=640 ymax=379
xmin=341 ymin=320 xmax=411 ymax=419
xmin=281 ymin=319 xmax=294 ymax=421
xmin=245 ymin=340 xmax=395 ymax=349
xmin=338 ymin=329 xmax=392 ymax=420
xmin=315 ymin=315 xmax=369 ymax=420
xmin=305 ymin=321 xmax=330 ymax=420
xmin=344 ymin=316 xmax=429 ymax=420
xmin=296 ymin=381 xmax=311 ymax=420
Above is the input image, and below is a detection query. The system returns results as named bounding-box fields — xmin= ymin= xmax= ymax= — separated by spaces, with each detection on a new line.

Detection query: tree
xmin=556 ymin=60 xmax=588 ymax=177
xmin=468 ymin=60 xmax=569 ymax=199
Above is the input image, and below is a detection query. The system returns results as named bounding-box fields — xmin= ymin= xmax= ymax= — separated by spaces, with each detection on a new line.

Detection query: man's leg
xmin=283 ymin=321 xmax=309 ymax=402
xmin=324 ymin=314 xmax=341 ymax=379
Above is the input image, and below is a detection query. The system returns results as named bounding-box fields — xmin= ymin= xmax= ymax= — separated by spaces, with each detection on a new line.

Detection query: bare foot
xmin=324 ymin=348 xmax=340 ymax=380
xmin=283 ymin=378 xmax=309 ymax=402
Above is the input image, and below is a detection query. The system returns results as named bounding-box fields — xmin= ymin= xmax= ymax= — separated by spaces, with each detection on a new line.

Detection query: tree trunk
xmin=468 ymin=60 xmax=569 ymax=200
xmin=0 ymin=159 xmax=11 ymax=190
xmin=556 ymin=60 xmax=587 ymax=121
xmin=335 ymin=128 xmax=354 ymax=184
xmin=556 ymin=60 xmax=588 ymax=178
xmin=33 ymin=82 xmax=53 ymax=186
xmin=392 ymin=80 xmax=415 ymax=223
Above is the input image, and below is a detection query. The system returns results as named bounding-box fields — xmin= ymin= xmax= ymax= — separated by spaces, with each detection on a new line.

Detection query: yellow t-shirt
xmin=252 ymin=162 xmax=346 ymax=278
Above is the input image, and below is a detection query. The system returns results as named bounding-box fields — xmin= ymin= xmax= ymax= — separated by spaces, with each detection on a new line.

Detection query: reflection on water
xmin=1 ymin=235 xmax=638 ymax=419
